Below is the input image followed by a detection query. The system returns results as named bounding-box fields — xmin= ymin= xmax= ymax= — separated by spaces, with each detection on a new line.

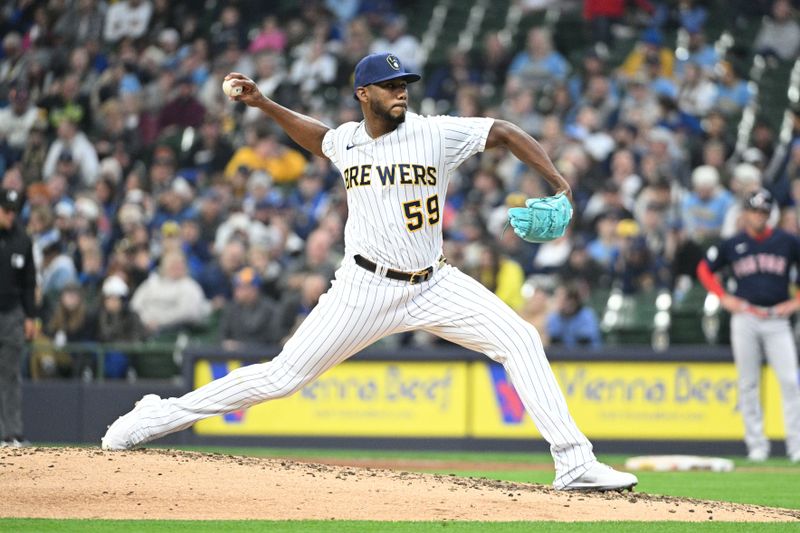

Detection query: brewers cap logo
xmin=386 ymin=54 xmax=400 ymax=71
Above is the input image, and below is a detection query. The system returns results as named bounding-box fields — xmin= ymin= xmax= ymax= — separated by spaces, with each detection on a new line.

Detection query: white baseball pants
xmin=126 ymin=260 xmax=596 ymax=487
xmin=730 ymin=312 xmax=800 ymax=458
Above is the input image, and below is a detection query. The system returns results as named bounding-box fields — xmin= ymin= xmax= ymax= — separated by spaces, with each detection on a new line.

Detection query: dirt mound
xmin=1 ymin=447 xmax=797 ymax=522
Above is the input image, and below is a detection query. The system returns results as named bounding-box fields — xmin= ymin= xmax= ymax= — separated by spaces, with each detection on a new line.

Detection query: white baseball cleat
xmin=560 ymin=462 xmax=638 ymax=491
xmin=101 ymin=394 xmax=162 ymax=451
xmin=789 ymin=451 xmax=800 ymax=464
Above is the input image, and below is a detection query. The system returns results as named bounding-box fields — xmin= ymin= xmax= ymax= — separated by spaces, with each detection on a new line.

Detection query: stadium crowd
xmin=1 ymin=0 xmax=799 ymax=378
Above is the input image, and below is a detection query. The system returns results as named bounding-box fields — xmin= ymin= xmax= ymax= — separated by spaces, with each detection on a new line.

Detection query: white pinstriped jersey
xmin=322 ymin=112 xmax=494 ymax=271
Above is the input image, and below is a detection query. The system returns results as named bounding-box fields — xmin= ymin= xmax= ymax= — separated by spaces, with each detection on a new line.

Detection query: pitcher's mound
xmin=1 ymin=447 xmax=797 ymax=522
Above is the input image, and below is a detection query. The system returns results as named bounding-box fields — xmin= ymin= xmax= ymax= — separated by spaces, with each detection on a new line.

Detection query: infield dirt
xmin=1 ymin=447 xmax=798 ymax=522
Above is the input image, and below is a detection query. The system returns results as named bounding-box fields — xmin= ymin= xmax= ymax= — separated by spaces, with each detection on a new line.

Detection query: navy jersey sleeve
xmin=792 ymin=234 xmax=800 ymax=269
xmin=705 ymin=241 xmax=730 ymax=272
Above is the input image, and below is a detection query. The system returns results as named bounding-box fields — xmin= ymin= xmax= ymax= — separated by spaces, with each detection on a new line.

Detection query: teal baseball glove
xmin=507 ymin=193 xmax=573 ymax=243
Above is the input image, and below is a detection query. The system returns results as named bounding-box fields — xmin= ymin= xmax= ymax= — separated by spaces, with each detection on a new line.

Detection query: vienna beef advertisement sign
xmin=192 ymin=357 xmax=787 ymax=440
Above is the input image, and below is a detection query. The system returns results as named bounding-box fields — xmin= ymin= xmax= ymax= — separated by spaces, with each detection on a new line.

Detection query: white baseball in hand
xmin=222 ymin=79 xmax=243 ymax=97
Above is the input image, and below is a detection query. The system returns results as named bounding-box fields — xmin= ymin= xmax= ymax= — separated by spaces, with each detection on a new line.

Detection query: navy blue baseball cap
xmin=744 ymin=188 xmax=773 ymax=212
xmin=353 ymin=52 xmax=420 ymax=100
xmin=0 ymin=188 xmax=22 ymax=212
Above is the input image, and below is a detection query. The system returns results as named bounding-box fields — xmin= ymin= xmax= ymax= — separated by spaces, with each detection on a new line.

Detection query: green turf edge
xmin=2 ymin=520 xmax=799 ymax=533
xmin=171 ymin=445 xmax=800 ymax=469
xmin=427 ymin=469 xmax=800 ymax=510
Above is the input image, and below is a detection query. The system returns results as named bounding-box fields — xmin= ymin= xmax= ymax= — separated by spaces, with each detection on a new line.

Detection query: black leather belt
xmin=354 ymin=254 xmax=444 ymax=285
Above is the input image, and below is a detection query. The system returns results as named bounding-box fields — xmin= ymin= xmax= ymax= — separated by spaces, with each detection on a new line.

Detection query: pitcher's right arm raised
xmin=225 ymin=73 xmax=330 ymax=158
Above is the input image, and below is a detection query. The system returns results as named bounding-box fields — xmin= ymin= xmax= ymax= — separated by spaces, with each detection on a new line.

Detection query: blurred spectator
xmin=643 ymin=55 xmax=677 ymax=99
xmin=637 ymin=195 xmax=671 ymax=260
xmin=583 ymin=0 xmax=654 ymax=48
xmin=196 ymin=189 xmax=226 ymax=247
xmin=532 ymin=234 xmax=572 ymax=274
xmin=609 ymin=149 xmax=643 ymax=211
xmin=94 ymin=99 xmax=141 ymax=166
xmin=38 ymin=73 xmax=92 ymax=134
xmin=104 ymin=0 xmax=153 ymax=43
xmin=243 ymin=53 xmax=288 ymax=125
xmin=19 ymin=122 xmax=49 ymax=185
xmin=150 ymin=177 xmax=196 ymax=230
xmin=42 ymin=283 xmax=96 ymax=374
xmin=281 ymin=228 xmax=338 ymax=292
xmin=471 ymin=242 xmax=525 ymax=312
xmin=0 ymin=33 xmax=29 ymax=101
xmin=546 ymin=284 xmax=602 ymax=349
xmin=287 ymin=35 xmax=338 ymax=98
xmin=712 ymin=61 xmax=752 ymax=117
xmin=325 ymin=0 xmax=361 ymax=24
xmin=691 ymin=110 xmax=734 ymax=167
xmin=519 ymin=281 xmax=553 ymax=347
xmin=559 ymin=239 xmax=610 ymax=289
xmin=335 ymin=17 xmax=374 ymax=89
xmin=506 ymin=28 xmax=569 ymax=93
xmin=676 ymin=63 xmax=717 ymax=118
xmin=130 ymin=250 xmax=211 ymax=332
xmin=645 ymin=127 xmax=688 ymax=186
xmin=96 ymin=275 xmax=147 ymax=379
xmin=502 ymin=88 xmax=543 ymax=137
xmin=571 ymin=74 xmax=619 ymax=130
xmin=721 ymin=163 xmax=778 ymax=238
xmin=274 ymin=272 xmax=329 ymax=344
xmin=424 ymin=48 xmax=481 ymax=107
xmin=681 ymin=165 xmax=735 ymax=244
xmin=749 ymin=120 xmax=776 ymax=163
xmin=754 ymin=0 xmax=800 ymax=62
xmin=224 ymin=128 xmax=307 ymax=187
xmin=611 ymin=224 xmax=670 ymax=294
xmin=675 ymin=25 xmax=719 ymax=77
xmin=703 ymin=136 xmax=733 ymax=179
xmin=618 ymin=28 xmax=674 ymax=81
xmin=587 ymin=211 xmax=621 ymax=267
xmin=77 ymin=241 xmax=105 ymax=310
xmin=476 ymin=32 xmax=512 ymax=96
xmin=242 ymin=171 xmax=275 ymax=216
xmin=146 ymin=145 xmax=177 ymax=195
xmin=249 ymin=16 xmax=287 ymax=55
xmin=179 ymin=217 xmax=211 ymax=276
xmin=42 ymin=119 xmax=99 ymax=188
xmin=199 ymin=239 xmax=247 ymax=308
xmin=583 ymin=181 xmax=634 ymax=227
xmin=39 ymin=232 xmax=78 ymax=307
xmin=157 ymin=76 xmax=206 ymax=134
xmin=0 ymin=86 xmax=39 ymax=161
xmin=220 ymin=267 xmax=280 ymax=350
xmin=617 ymin=74 xmax=661 ymax=129
xmin=286 ymin=172 xmax=331 ymax=239
xmin=370 ymin=14 xmax=421 ymax=73
xmin=54 ymin=0 xmax=105 ymax=47
xmin=209 ymin=5 xmax=248 ymax=56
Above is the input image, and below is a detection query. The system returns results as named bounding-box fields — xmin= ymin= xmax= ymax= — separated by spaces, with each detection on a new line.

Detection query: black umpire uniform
xmin=0 ymin=188 xmax=36 ymax=445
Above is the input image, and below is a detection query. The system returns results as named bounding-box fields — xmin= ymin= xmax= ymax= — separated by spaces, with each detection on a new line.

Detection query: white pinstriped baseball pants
xmin=129 ymin=259 xmax=596 ymax=487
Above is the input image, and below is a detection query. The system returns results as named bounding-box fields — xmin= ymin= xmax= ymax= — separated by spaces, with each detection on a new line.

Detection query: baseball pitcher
xmin=698 ymin=188 xmax=800 ymax=462
xmin=103 ymin=53 xmax=637 ymax=490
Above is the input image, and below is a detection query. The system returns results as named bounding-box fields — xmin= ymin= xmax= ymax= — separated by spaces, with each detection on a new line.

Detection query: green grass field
xmin=4 ymin=446 xmax=800 ymax=532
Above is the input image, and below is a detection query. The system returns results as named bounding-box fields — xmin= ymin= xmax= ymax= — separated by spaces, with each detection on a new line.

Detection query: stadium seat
xmin=600 ymin=289 xmax=664 ymax=346
xmin=669 ymin=284 xmax=709 ymax=344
